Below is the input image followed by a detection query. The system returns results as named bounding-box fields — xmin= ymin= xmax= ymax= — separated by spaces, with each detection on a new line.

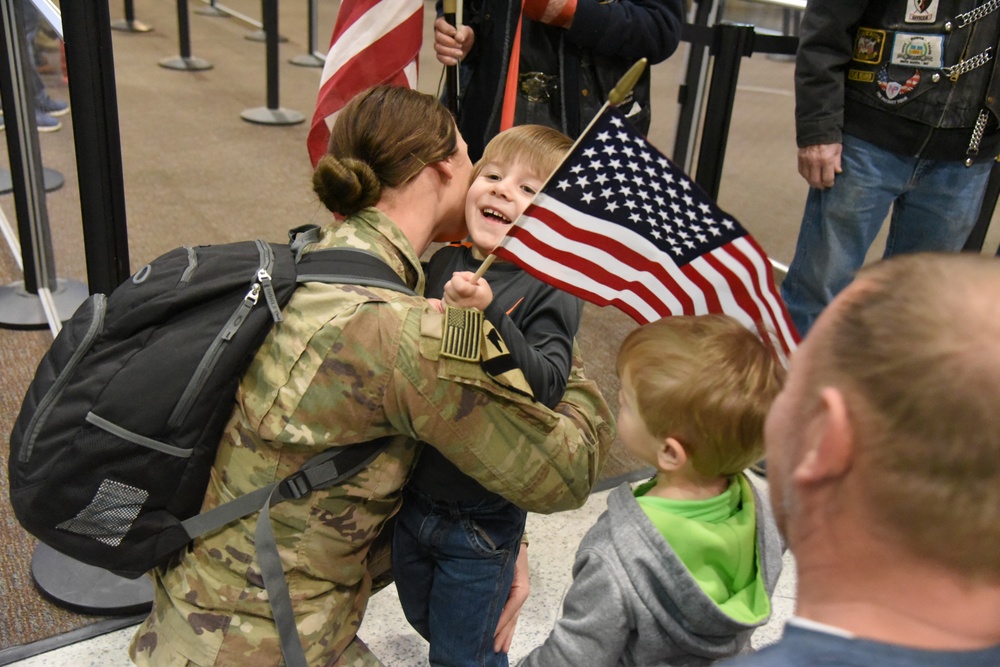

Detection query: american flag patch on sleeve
xmin=440 ymin=306 xmax=483 ymax=362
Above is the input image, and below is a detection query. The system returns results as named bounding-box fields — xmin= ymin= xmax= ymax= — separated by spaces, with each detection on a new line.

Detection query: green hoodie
xmin=634 ymin=474 xmax=771 ymax=623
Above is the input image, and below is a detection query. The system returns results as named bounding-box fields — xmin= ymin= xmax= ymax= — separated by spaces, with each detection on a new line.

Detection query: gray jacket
xmin=796 ymin=0 xmax=1000 ymax=162
xmin=518 ymin=477 xmax=784 ymax=667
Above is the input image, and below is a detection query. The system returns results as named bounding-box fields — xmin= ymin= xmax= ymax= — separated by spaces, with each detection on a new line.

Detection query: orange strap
xmin=500 ymin=0 xmax=525 ymax=131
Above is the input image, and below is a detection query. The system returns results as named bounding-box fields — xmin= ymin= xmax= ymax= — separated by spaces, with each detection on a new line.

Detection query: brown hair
xmin=815 ymin=253 xmax=1000 ymax=578
xmin=616 ymin=314 xmax=785 ymax=477
xmin=472 ymin=124 xmax=571 ymax=184
xmin=312 ymin=85 xmax=458 ymax=216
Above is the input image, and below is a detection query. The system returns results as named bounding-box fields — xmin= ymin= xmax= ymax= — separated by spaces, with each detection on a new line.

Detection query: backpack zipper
xmin=257 ymin=241 xmax=282 ymax=323
xmin=167 ymin=241 xmax=276 ymax=429
xmin=20 ymin=294 xmax=108 ymax=463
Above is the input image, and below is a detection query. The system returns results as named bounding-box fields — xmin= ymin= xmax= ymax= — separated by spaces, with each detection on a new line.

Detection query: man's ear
xmin=658 ymin=437 xmax=688 ymax=472
xmin=794 ymin=387 xmax=854 ymax=484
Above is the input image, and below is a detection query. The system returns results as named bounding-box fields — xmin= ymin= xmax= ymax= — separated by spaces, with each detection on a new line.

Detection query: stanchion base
xmin=158 ymin=56 xmax=214 ymax=71
xmin=110 ymin=20 xmax=154 ymax=33
xmin=240 ymin=106 xmax=305 ymax=126
xmin=31 ymin=543 xmax=153 ymax=616
xmin=290 ymin=53 xmax=325 ymax=68
xmin=43 ymin=168 xmax=64 ymax=193
xmin=0 ymin=279 xmax=88 ymax=329
xmin=195 ymin=6 xmax=228 ymax=16
xmin=244 ymin=29 xmax=288 ymax=43
xmin=0 ymin=168 xmax=63 ymax=194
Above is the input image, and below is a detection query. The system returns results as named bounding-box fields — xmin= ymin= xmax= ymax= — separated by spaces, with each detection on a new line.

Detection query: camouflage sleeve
xmin=384 ymin=303 xmax=616 ymax=513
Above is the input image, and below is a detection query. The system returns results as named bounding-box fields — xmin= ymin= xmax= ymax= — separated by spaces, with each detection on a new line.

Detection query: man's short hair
xmin=816 ymin=253 xmax=1000 ymax=579
xmin=616 ymin=314 xmax=785 ymax=477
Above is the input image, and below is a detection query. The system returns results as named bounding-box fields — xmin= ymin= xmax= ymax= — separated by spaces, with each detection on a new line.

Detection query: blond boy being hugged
xmin=393 ymin=125 xmax=582 ymax=667
xmin=520 ymin=314 xmax=786 ymax=666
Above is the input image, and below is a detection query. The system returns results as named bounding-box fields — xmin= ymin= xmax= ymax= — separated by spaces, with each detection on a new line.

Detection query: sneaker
xmin=38 ymin=95 xmax=69 ymax=117
xmin=35 ymin=110 xmax=61 ymax=133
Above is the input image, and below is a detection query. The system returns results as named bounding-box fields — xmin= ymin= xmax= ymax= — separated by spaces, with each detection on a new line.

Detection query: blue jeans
xmin=392 ymin=488 xmax=526 ymax=667
xmin=22 ymin=4 xmax=47 ymax=108
xmin=781 ymin=134 xmax=992 ymax=337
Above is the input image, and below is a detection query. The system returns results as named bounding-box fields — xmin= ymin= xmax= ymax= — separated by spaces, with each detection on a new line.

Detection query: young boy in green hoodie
xmin=519 ymin=314 xmax=786 ymax=666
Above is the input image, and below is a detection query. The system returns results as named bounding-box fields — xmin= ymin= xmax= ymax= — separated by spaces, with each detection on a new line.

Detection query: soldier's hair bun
xmin=312 ymin=154 xmax=382 ymax=217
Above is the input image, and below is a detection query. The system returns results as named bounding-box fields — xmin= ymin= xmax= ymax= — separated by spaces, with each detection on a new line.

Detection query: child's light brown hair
xmin=616 ymin=314 xmax=785 ymax=478
xmin=472 ymin=124 xmax=572 ymax=184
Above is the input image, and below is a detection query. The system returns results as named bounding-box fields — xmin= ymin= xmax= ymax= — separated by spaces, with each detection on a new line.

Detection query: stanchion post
xmin=0 ymin=0 xmax=53 ymax=296
xmin=290 ymin=0 xmax=324 ymax=67
xmin=693 ymin=23 xmax=755 ymax=201
xmin=159 ymin=0 xmax=213 ymax=71
xmin=196 ymin=0 xmax=228 ymax=17
xmin=673 ymin=0 xmax=719 ymax=172
xmin=111 ymin=0 xmax=154 ymax=33
xmin=0 ymin=0 xmax=87 ymax=328
xmin=240 ymin=0 xmax=304 ymax=125
xmin=245 ymin=0 xmax=288 ymax=42
xmin=62 ymin=1 xmax=131 ymax=295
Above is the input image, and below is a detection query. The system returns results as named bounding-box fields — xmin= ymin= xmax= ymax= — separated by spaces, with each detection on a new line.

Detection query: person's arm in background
xmin=794 ymin=0 xmax=868 ymax=188
xmin=523 ymin=0 xmax=684 ymax=64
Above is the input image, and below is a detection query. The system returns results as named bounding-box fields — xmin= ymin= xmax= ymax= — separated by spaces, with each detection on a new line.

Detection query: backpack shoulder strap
xmin=295 ymin=247 xmax=417 ymax=296
xmin=179 ymin=436 xmax=396 ymax=541
xmin=179 ymin=435 xmax=404 ymax=667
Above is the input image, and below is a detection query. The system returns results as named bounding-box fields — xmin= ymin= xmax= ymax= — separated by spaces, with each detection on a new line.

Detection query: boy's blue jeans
xmin=781 ymin=134 xmax=992 ymax=338
xmin=392 ymin=488 xmax=526 ymax=667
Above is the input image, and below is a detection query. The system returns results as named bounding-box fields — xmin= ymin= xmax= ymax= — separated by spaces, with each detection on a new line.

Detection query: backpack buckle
xmin=279 ymin=471 xmax=313 ymax=499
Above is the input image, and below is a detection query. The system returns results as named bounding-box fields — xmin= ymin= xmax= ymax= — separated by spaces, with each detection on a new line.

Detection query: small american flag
xmin=307 ymin=0 xmax=423 ymax=167
xmin=494 ymin=106 xmax=799 ymax=359
xmin=441 ymin=307 xmax=483 ymax=362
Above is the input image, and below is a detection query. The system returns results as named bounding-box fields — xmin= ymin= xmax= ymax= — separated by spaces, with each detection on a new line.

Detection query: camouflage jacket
xmin=130 ymin=208 xmax=615 ymax=667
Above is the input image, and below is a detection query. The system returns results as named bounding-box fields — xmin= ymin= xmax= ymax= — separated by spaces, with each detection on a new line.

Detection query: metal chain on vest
xmin=965 ymin=109 xmax=991 ymax=165
xmin=954 ymin=0 xmax=1000 ymax=28
xmin=944 ymin=46 xmax=993 ymax=81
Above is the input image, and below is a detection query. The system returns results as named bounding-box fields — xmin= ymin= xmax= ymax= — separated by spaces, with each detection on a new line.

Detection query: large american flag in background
xmin=494 ymin=106 xmax=800 ymax=359
xmin=307 ymin=0 xmax=423 ymax=167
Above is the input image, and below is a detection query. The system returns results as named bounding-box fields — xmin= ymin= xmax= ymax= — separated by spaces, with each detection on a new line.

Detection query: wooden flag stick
xmin=472 ymin=253 xmax=497 ymax=282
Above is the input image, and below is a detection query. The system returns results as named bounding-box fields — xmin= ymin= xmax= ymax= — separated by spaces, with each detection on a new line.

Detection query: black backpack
xmin=7 ymin=225 xmax=415 ymax=580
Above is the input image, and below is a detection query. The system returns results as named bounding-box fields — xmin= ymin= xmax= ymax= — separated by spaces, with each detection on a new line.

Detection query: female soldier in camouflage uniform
xmin=129 ymin=85 xmax=615 ymax=667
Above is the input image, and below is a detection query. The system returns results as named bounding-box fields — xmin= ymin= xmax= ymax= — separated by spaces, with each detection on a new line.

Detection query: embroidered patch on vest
xmin=848 ymin=69 xmax=876 ymax=83
xmin=440 ymin=306 xmax=483 ymax=362
xmin=906 ymin=0 xmax=939 ymax=23
xmin=891 ymin=32 xmax=945 ymax=69
xmin=877 ymin=66 xmax=921 ymax=103
xmin=853 ymin=28 xmax=887 ymax=64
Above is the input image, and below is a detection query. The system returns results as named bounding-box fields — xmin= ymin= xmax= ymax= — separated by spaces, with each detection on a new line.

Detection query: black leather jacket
xmin=453 ymin=0 xmax=683 ymax=161
xmin=796 ymin=0 xmax=1000 ymax=162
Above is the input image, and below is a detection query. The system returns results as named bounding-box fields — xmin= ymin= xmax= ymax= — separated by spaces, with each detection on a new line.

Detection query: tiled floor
xmin=6 ymin=478 xmax=796 ymax=667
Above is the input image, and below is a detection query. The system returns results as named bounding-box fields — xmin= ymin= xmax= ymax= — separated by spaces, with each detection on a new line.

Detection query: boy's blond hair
xmin=616 ymin=315 xmax=785 ymax=478
xmin=472 ymin=125 xmax=572 ymax=183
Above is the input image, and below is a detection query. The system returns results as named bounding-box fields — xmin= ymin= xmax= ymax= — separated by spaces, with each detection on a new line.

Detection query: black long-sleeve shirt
xmin=410 ymin=244 xmax=583 ymax=504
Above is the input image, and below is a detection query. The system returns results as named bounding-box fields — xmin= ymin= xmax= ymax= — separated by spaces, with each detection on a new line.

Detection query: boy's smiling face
xmin=465 ymin=160 xmax=544 ymax=257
